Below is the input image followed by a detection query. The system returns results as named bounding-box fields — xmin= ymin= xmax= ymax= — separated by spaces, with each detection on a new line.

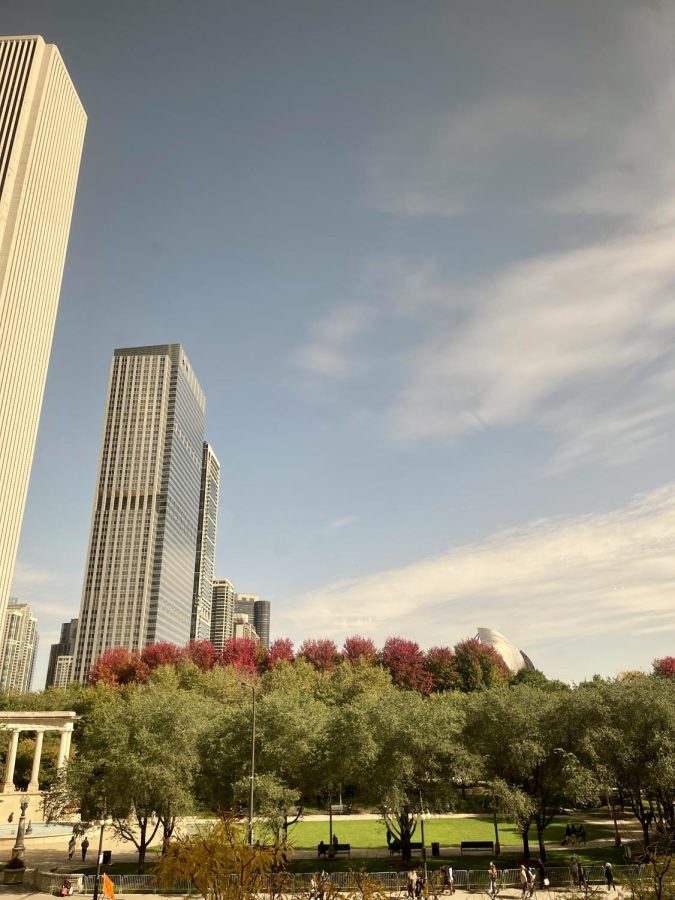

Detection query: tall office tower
xmin=235 ymin=594 xmax=270 ymax=649
xmin=73 ymin=345 xmax=206 ymax=682
xmin=210 ymin=578 xmax=235 ymax=649
xmin=0 ymin=601 xmax=38 ymax=692
xmin=233 ymin=614 xmax=259 ymax=641
xmin=191 ymin=443 xmax=220 ymax=640
xmin=0 ymin=36 xmax=86 ymax=627
xmin=45 ymin=617 xmax=77 ymax=687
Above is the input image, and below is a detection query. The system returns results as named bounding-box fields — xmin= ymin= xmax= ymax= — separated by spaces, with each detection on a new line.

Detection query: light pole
xmin=418 ymin=790 xmax=428 ymax=881
xmin=92 ymin=812 xmax=113 ymax=900
xmin=241 ymin=682 xmax=257 ymax=845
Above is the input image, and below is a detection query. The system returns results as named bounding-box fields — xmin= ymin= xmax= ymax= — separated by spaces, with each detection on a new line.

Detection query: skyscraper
xmin=0 ymin=36 xmax=86 ymax=626
xmin=0 ymin=601 xmax=38 ymax=693
xmin=210 ymin=578 xmax=235 ymax=650
xmin=191 ymin=443 xmax=220 ymax=640
xmin=235 ymin=594 xmax=270 ymax=649
xmin=45 ymin=617 xmax=77 ymax=688
xmin=73 ymin=345 xmax=206 ymax=682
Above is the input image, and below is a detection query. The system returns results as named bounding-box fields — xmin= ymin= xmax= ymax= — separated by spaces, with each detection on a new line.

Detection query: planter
xmin=3 ymin=868 xmax=25 ymax=884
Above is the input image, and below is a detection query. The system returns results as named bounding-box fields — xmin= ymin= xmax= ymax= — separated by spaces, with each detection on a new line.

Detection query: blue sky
xmin=5 ymin=0 xmax=675 ymax=686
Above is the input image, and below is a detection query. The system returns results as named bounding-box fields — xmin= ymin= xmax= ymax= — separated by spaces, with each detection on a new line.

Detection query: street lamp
xmin=92 ymin=812 xmax=113 ymax=900
xmin=418 ymin=791 xmax=429 ymax=881
xmin=241 ymin=682 xmax=257 ymax=845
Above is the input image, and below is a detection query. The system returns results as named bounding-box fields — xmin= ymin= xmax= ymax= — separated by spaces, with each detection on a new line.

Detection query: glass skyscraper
xmin=191 ymin=443 xmax=220 ymax=640
xmin=73 ymin=345 xmax=206 ymax=682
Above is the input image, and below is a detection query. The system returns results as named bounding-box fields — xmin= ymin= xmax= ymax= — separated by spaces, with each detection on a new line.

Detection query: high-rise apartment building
xmin=191 ymin=443 xmax=220 ymax=640
xmin=210 ymin=578 xmax=235 ymax=649
xmin=233 ymin=614 xmax=259 ymax=641
xmin=235 ymin=594 xmax=270 ymax=649
xmin=45 ymin=617 xmax=77 ymax=688
xmin=0 ymin=601 xmax=38 ymax=692
xmin=0 ymin=36 xmax=86 ymax=626
xmin=73 ymin=345 xmax=206 ymax=682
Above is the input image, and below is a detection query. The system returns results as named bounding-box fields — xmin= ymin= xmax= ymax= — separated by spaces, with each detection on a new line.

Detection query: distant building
xmin=211 ymin=578 xmax=235 ymax=649
xmin=52 ymin=655 xmax=74 ymax=688
xmin=476 ymin=627 xmax=534 ymax=673
xmin=0 ymin=601 xmax=38 ymax=693
xmin=45 ymin=618 xmax=78 ymax=688
xmin=233 ymin=614 xmax=259 ymax=642
xmin=191 ymin=443 xmax=220 ymax=641
xmin=235 ymin=594 xmax=270 ymax=649
xmin=0 ymin=36 xmax=86 ymax=627
xmin=73 ymin=344 xmax=206 ymax=682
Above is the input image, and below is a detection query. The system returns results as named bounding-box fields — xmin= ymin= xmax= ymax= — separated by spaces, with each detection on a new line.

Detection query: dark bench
xmin=460 ymin=841 xmax=494 ymax=855
xmin=317 ymin=843 xmax=351 ymax=858
xmin=389 ymin=840 xmax=424 ymax=855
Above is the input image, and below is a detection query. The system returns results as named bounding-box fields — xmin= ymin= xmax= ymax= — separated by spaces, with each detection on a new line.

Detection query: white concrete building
xmin=0 ymin=601 xmax=38 ymax=692
xmin=476 ymin=626 xmax=534 ymax=673
xmin=210 ymin=578 xmax=235 ymax=649
xmin=0 ymin=36 xmax=86 ymax=626
xmin=191 ymin=443 xmax=220 ymax=640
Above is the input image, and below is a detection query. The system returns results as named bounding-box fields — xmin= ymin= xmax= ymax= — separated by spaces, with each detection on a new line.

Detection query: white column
xmin=56 ymin=724 xmax=73 ymax=769
xmin=1 ymin=729 xmax=21 ymax=792
xmin=27 ymin=728 xmax=45 ymax=791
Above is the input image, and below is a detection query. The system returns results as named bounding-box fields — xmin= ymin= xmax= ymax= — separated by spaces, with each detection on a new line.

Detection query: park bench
xmin=317 ymin=843 xmax=351 ymax=858
xmin=389 ymin=840 xmax=424 ymax=855
xmin=460 ymin=841 xmax=494 ymax=855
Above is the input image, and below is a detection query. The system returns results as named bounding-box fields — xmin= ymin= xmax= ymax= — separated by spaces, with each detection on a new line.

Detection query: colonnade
xmin=0 ymin=711 xmax=77 ymax=794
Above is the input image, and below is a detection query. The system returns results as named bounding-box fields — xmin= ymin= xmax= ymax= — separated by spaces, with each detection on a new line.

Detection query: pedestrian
xmin=68 ymin=835 xmax=76 ymax=860
xmin=407 ymin=869 xmax=417 ymax=899
xmin=488 ymin=862 xmax=498 ymax=898
xmin=386 ymin=827 xmax=393 ymax=847
xmin=519 ymin=865 xmax=528 ymax=899
xmin=81 ymin=836 xmax=89 ymax=861
xmin=578 ymin=826 xmax=587 ymax=846
xmin=563 ymin=823 xmax=572 ymax=846
xmin=415 ymin=869 xmax=424 ymax=898
xmin=604 ymin=863 xmax=615 ymax=892
xmin=447 ymin=866 xmax=455 ymax=895
xmin=332 ymin=833 xmax=338 ymax=850
xmin=526 ymin=867 xmax=536 ymax=898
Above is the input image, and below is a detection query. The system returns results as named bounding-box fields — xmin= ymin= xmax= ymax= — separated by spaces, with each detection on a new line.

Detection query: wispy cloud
xmin=294 ymin=303 xmax=375 ymax=378
xmin=277 ymin=483 xmax=675 ymax=677
xmin=328 ymin=514 xmax=357 ymax=531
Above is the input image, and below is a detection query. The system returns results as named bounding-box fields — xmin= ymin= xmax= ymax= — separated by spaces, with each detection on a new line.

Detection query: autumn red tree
xmin=380 ymin=637 xmax=433 ymax=693
xmin=140 ymin=641 xmax=185 ymax=671
xmin=298 ymin=638 xmax=340 ymax=672
xmin=342 ymin=635 xmax=378 ymax=665
xmin=452 ymin=638 xmax=510 ymax=692
xmin=220 ymin=637 xmax=260 ymax=674
xmin=653 ymin=656 xmax=675 ymax=679
xmin=88 ymin=647 xmax=149 ymax=687
xmin=184 ymin=639 xmax=218 ymax=670
xmin=425 ymin=646 xmax=457 ymax=692
xmin=267 ymin=638 xmax=295 ymax=667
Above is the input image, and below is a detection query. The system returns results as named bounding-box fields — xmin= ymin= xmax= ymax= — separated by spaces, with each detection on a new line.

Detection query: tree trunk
xmin=522 ymin=823 xmax=530 ymax=858
xmin=536 ymin=822 xmax=546 ymax=862
xmin=399 ymin=810 xmax=414 ymax=865
xmin=492 ymin=809 xmax=501 ymax=856
xmin=606 ymin=789 xmax=622 ymax=848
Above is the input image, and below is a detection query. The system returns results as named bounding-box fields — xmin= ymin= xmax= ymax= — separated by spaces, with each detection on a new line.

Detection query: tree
xmin=298 ymin=639 xmax=340 ymax=672
xmin=267 ymin=639 xmax=294 ymax=668
xmin=141 ymin=642 xmax=185 ymax=671
xmin=87 ymin=648 xmax=148 ymax=686
xmin=380 ymin=638 xmax=433 ymax=694
xmin=654 ymin=657 xmax=675 ymax=680
xmin=452 ymin=639 xmax=510 ymax=692
xmin=425 ymin=647 xmax=457 ymax=693
xmin=342 ymin=636 xmax=378 ymax=665
xmin=221 ymin=638 xmax=261 ymax=674
xmin=233 ymin=773 xmax=300 ymax=843
xmin=184 ymin=640 xmax=218 ymax=670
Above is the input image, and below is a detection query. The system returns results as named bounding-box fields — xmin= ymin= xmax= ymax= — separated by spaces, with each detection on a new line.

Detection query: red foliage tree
xmin=220 ymin=637 xmax=260 ymax=674
xmin=653 ymin=656 xmax=675 ymax=679
xmin=267 ymin=638 xmax=295 ymax=667
xmin=184 ymin=639 xmax=218 ymax=671
xmin=140 ymin=641 xmax=185 ymax=671
xmin=342 ymin=635 xmax=378 ymax=665
xmin=298 ymin=638 xmax=340 ymax=672
xmin=425 ymin=646 xmax=457 ymax=692
xmin=452 ymin=638 xmax=511 ymax=692
xmin=87 ymin=647 xmax=148 ymax=687
xmin=380 ymin=637 xmax=433 ymax=694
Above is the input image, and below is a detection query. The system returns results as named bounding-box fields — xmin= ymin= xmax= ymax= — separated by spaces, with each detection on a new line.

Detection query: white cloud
xmin=277 ymin=483 xmax=675 ymax=678
xmin=294 ymin=304 xmax=375 ymax=378
xmin=328 ymin=514 xmax=357 ymax=530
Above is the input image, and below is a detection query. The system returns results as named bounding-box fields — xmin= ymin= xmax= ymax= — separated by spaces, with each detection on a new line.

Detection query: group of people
xmin=406 ymin=868 xmax=427 ymax=898
xmin=517 ymin=863 xmax=542 ymax=898
xmin=67 ymin=833 xmax=90 ymax=861
xmin=561 ymin=824 xmax=587 ymax=846
xmin=317 ymin=834 xmax=340 ymax=857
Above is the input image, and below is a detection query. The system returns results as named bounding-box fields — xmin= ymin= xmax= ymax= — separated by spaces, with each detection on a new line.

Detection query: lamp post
xmin=241 ymin=682 xmax=257 ymax=845
xmin=92 ymin=812 xmax=113 ymax=900
xmin=10 ymin=800 xmax=29 ymax=861
xmin=418 ymin=791 xmax=428 ymax=881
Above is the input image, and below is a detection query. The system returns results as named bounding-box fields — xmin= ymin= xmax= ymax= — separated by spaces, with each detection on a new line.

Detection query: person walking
xmin=407 ymin=869 xmax=418 ymax=899
xmin=81 ymin=836 xmax=89 ymax=861
xmin=519 ymin=865 xmax=528 ymax=899
xmin=67 ymin=835 xmax=76 ymax=860
xmin=488 ymin=862 xmax=498 ymax=898
xmin=604 ymin=863 xmax=616 ymax=892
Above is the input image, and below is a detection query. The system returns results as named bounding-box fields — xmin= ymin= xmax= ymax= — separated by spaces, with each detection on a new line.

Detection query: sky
xmin=4 ymin=0 xmax=675 ymax=687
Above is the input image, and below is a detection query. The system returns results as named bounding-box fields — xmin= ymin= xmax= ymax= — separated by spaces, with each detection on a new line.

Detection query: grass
xmin=286 ymin=817 xmax=615 ymax=850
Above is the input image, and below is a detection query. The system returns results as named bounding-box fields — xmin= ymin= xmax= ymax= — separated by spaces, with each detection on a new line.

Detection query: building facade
xmin=191 ymin=443 xmax=220 ymax=640
xmin=233 ymin=614 xmax=259 ymax=641
xmin=235 ymin=594 xmax=270 ymax=648
xmin=73 ymin=345 xmax=206 ymax=682
xmin=210 ymin=578 xmax=235 ymax=649
xmin=0 ymin=601 xmax=38 ymax=692
xmin=0 ymin=35 xmax=86 ymax=626
xmin=45 ymin=618 xmax=77 ymax=688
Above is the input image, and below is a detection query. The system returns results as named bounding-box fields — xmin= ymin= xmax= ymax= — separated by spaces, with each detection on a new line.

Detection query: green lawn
xmin=286 ymin=817 xmax=615 ymax=850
